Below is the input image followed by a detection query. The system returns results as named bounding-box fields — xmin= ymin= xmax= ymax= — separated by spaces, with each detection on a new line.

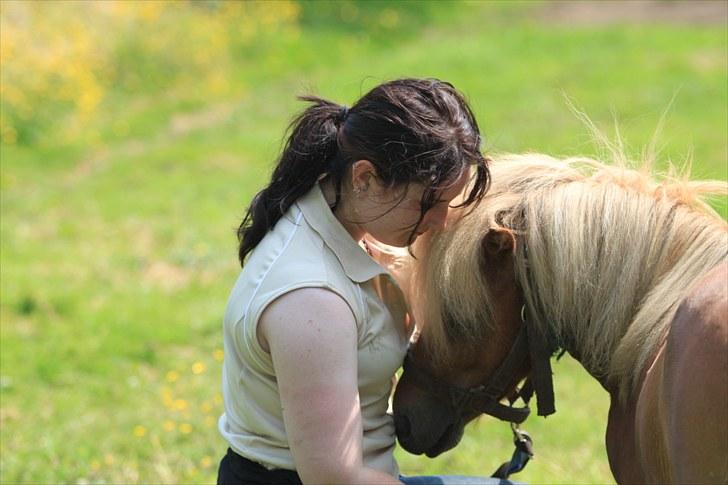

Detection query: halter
xmin=401 ymin=305 xmax=556 ymax=422
xmin=402 ymin=326 xmax=531 ymax=423
xmin=400 ymin=304 xmax=557 ymax=478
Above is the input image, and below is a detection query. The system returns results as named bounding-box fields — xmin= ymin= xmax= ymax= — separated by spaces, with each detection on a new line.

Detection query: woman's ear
xmin=350 ymin=160 xmax=377 ymax=194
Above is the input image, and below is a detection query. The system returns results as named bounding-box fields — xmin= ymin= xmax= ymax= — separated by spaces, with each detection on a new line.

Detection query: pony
xmin=392 ymin=152 xmax=728 ymax=484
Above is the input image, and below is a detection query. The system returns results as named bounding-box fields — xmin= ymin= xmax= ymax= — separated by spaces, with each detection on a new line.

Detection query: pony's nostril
xmin=394 ymin=414 xmax=411 ymax=439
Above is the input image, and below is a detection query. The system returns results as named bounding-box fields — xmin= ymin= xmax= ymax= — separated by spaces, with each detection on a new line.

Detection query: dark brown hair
xmin=237 ymin=78 xmax=489 ymax=264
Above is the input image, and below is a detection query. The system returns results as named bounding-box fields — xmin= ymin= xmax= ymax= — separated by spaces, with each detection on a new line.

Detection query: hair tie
xmin=337 ymin=105 xmax=349 ymax=125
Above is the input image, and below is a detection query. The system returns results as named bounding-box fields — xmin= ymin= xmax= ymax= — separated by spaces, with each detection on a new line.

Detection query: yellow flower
xmin=166 ymin=370 xmax=179 ymax=383
xmin=161 ymin=387 xmax=174 ymax=408
xmin=213 ymin=393 xmax=223 ymax=405
xmin=90 ymin=459 xmax=101 ymax=471
xmin=213 ymin=349 xmax=224 ymax=362
xmin=201 ymin=456 xmax=213 ymax=468
xmin=179 ymin=422 xmax=193 ymax=434
xmin=133 ymin=425 xmax=147 ymax=437
xmin=174 ymin=399 xmax=188 ymax=411
xmin=192 ymin=361 xmax=206 ymax=374
xmin=205 ymin=415 xmax=217 ymax=427
xmin=163 ymin=420 xmax=176 ymax=432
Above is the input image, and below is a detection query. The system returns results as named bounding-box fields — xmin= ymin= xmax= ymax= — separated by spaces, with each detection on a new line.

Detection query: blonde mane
xmin=410 ymin=153 xmax=728 ymax=400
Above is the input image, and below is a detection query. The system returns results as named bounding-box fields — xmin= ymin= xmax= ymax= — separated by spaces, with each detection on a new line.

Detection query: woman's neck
xmin=320 ymin=177 xmax=365 ymax=242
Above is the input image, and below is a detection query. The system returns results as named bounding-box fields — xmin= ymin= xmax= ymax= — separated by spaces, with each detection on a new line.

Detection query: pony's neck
xmin=514 ymin=203 xmax=727 ymax=398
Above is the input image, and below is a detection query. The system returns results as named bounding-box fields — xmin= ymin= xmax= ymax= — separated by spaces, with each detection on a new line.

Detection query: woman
xmin=218 ymin=78 xmax=500 ymax=484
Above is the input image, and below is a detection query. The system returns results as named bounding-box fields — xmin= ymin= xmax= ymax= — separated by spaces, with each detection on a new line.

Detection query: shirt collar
xmin=296 ymin=183 xmax=387 ymax=283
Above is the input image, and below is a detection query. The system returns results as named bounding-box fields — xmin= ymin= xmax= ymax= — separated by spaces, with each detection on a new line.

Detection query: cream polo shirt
xmin=219 ymin=183 xmax=412 ymax=476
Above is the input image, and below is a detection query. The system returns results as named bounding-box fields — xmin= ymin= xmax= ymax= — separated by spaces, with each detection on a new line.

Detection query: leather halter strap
xmin=525 ymin=314 xmax=556 ymax=416
xmin=402 ymin=308 xmax=557 ymax=424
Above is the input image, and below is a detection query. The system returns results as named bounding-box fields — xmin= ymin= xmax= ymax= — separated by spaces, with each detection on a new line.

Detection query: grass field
xmin=1 ymin=1 xmax=726 ymax=483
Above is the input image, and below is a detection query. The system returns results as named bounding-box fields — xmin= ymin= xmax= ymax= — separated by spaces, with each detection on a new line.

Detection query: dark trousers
xmin=217 ymin=448 xmax=302 ymax=485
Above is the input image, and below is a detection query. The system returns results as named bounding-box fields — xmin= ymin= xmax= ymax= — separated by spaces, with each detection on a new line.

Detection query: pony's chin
xmin=423 ymin=423 xmax=464 ymax=458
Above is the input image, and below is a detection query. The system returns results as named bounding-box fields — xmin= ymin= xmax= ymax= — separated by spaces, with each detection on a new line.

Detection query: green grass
xmin=1 ymin=2 xmax=726 ymax=483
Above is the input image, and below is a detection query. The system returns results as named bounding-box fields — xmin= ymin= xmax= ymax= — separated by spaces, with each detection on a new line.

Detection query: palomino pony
xmin=392 ymin=153 xmax=727 ymax=484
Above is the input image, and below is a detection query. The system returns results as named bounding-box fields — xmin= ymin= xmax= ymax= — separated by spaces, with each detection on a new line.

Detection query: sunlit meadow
xmin=1 ymin=1 xmax=726 ymax=483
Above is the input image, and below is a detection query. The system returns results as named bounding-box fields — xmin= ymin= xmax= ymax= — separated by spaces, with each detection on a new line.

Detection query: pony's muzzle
xmin=394 ymin=414 xmax=412 ymax=444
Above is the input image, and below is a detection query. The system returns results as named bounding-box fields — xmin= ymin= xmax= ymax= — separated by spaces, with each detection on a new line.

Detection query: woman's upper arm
xmin=258 ymin=287 xmax=364 ymax=483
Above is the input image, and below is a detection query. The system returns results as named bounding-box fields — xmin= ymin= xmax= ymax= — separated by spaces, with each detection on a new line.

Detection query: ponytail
xmin=237 ymin=96 xmax=347 ymax=264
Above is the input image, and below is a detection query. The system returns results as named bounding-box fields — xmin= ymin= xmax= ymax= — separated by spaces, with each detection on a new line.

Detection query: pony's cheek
xmin=448 ymin=359 xmax=495 ymax=389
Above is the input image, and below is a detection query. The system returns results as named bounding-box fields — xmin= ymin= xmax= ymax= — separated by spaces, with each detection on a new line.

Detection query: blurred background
xmin=1 ymin=1 xmax=726 ymax=483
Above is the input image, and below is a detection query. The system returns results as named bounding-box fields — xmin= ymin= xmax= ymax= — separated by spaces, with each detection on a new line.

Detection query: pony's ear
xmin=481 ymin=228 xmax=516 ymax=261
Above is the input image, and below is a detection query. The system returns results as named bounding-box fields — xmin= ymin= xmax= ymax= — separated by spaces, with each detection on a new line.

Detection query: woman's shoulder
xmin=229 ymin=216 xmax=363 ymax=325
xmin=263 ymin=287 xmax=355 ymax=323
xmin=257 ymin=286 xmax=357 ymax=353
xmin=245 ymin=207 xmax=331 ymax=280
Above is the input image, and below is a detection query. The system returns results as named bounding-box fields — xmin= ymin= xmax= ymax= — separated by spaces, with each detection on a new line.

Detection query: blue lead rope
xmin=491 ymin=427 xmax=534 ymax=479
